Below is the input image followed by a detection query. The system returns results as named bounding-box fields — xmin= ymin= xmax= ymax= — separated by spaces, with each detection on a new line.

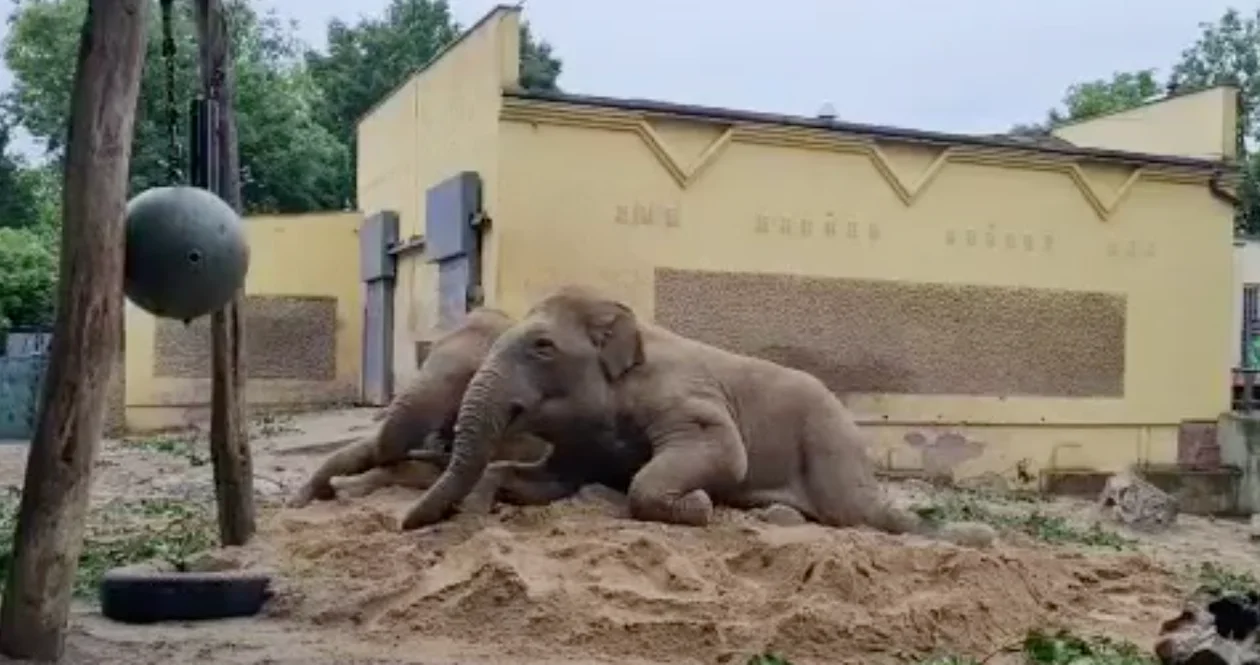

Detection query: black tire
xmin=98 ymin=567 xmax=273 ymax=624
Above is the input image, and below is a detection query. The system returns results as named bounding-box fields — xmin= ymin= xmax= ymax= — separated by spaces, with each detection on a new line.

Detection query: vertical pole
xmin=0 ymin=0 xmax=150 ymax=658
xmin=195 ymin=0 xmax=254 ymax=545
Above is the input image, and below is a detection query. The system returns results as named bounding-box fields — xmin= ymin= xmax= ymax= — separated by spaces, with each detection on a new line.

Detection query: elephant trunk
xmin=401 ymin=355 xmax=532 ymax=529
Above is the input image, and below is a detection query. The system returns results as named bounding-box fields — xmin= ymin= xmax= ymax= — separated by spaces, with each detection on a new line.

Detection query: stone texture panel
xmin=654 ymin=268 xmax=1126 ymax=398
xmin=154 ymin=295 xmax=338 ymax=381
xmin=1177 ymin=420 xmax=1221 ymax=469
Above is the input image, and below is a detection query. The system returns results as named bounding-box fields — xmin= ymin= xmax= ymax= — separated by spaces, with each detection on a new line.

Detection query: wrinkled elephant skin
xmin=404 ymin=285 xmax=989 ymax=546
xmin=288 ymin=308 xmax=644 ymax=519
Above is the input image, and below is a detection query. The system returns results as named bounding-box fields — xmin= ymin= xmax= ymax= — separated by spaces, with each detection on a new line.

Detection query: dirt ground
xmin=1 ymin=407 xmax=1257 ymax=665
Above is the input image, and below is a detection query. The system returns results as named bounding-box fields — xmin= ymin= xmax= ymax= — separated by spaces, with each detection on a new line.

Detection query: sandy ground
xmin=1 ymin=408 xmax=1257 ymax=665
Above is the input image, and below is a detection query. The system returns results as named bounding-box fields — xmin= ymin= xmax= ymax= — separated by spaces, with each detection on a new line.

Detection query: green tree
xmin=3 ymin=0 xmax=349 ymax=213
xmin=305 ymin=0 xmax=563 ymax=207
xmin=0 ymin=112 xmax=62 ymax=330
xmin=1048 ymin=69 xmax=1162 ymax=126
xmin=1168 ymin=7 xmax=1260 ymax=232
xmin=1012 ymin=69 xmax=1163 ymax=136
xmin=0 ymin=225 xmax=57 ymax=332
xmin=1012 ymin=6 xmax=1260 ymax=232
xmin=0 ymin=123 xmax=40 ymax=229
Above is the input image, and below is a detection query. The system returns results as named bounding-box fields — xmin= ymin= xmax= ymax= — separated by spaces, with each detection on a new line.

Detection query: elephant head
xmin=400 ymin=285 xmax=644 ymax=528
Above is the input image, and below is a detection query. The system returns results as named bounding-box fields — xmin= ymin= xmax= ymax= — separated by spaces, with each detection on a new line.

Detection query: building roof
xmin=504 ymin=87 xmax=1237 ymax=172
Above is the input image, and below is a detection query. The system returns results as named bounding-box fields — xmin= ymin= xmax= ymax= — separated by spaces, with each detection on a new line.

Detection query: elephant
xmin=397 ymin=284 xmax=987 ymax=544
xmin=288 ymin=306 xmax=650 ymax=516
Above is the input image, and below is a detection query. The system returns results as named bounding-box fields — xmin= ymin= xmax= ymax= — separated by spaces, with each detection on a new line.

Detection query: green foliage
xmin=0 ymin=489 xmax=217 ymax=600
xmin=0 ymin=225 xmax=58 ymax=332
xmin=1167 ymin=7 xmax=1260 ymax=234
xmin=1196 ymin=560 xmax=1260 ymax=596
xmin=750 ymin=628 xmax=1156 ymax=664
xmin=1016 ymin=7 xmax=1260 ymax=233
xmin=4 ymin=0 xmax=564 ymax=212
xmin=0 ymin=124 xmax=42 ymax=229
xmin=1021 ymin=629 xmax=1156 ymax=664
xmin=123 ymin=432 xmax=208 ymax=466
xmin=0 ymin=487 xmax=17 ymax=595
xmin=912 ymin=492 xmax=1135 ymax=549
xmin=304 ymin=0 xmax=563 ymax=207
xmin=4 ymin=0 xmax=349 ymax=214
xmin=1048 ymin=69 xmax=1162 ymax=126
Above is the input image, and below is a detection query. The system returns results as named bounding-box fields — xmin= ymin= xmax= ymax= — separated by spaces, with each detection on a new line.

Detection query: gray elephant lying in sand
xmin=288 ymin=307 xmax=650 ymax=514
xmin=397 ymin=285 xmax=995 ymax=548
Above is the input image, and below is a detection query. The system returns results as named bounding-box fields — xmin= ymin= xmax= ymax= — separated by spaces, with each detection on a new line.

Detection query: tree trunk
xmin=0 ymin=0 xmax=149 ymax=659
xmin=195 ymin=0 xmax=255 ymax=546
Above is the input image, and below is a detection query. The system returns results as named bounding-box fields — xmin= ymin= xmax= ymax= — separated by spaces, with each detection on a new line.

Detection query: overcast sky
xmin=1 ymin=0 xmax=1256 ymax=157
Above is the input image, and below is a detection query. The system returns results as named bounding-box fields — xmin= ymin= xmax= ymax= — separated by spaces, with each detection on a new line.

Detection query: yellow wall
xmin=491 ymin=98 xmax=1238 ymax=480
xmin=1052 ymin=86 xmax=1239 ymax=162
xmin=124 ymin=211 xmax=364 ymax=432
xmin=356 ymin=5 xmax=520 ymax=385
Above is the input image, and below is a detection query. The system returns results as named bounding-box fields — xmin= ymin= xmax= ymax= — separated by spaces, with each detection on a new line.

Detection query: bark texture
xmin=0 ymin=0 xmax=149 ymax=658
xmin=196 ymin=0 xmax=255 ymax=546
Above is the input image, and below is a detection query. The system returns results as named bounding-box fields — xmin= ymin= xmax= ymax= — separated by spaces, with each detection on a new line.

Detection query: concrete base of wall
xmin=102 ymin=355 xmax=126 ymax=437
xmin=1040 ymin=464 xmax=1242 ymax=516
xmin=124 ymin=400 xmax=358 ymax=434
xmin=1218 ymin=411 xmax=1260 ymax=514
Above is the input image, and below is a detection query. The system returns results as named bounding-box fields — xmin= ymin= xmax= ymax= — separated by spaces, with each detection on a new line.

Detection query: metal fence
xmin=0 ymin=329 xmax=52 ymax=441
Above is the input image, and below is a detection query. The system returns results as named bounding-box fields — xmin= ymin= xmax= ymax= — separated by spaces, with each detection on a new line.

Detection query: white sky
xmin=1 ymin=0 xmax=1254 ymax=157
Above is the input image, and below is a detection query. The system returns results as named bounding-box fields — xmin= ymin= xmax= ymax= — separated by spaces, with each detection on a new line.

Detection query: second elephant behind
xmin=289 ymin=306 xmax=651 ymax=519
xmin=400 ymin=284 xmax=989 ymax=546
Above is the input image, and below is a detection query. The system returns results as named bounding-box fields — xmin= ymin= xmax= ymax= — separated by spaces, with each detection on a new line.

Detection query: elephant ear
xmin=587 ymin=300 xmax=644 ymax=380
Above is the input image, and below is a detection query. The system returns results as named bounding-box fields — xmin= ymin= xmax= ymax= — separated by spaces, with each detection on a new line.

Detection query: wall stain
xmin=903 ymin=430 xmax=987 ymax=477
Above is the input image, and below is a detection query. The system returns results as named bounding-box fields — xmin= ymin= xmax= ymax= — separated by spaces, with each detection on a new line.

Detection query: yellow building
xmin=356 ymin=6 xmax=1242 ymax=485
xmin=123 ymin=211 xmax=364 ymax=431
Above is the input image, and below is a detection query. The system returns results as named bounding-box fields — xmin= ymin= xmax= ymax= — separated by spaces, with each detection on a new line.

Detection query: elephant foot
xmin=398 ymin=498 xmax=453 ymax=531
xmin=632 ymin=489 xmax=713 ymax=527
xmin=752 ymin=503 xmax=807 ymax=526
xmin=287 ymin=481 xmax=335 ymax=509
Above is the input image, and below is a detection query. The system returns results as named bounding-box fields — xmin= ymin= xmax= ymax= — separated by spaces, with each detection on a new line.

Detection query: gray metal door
xmin=360 ymin=211 xmax=400 ymax=406
xmin=0 ymin=354 xmax=48 ymax=441
xmin=425 ymin=172 xmax=483 ymax=331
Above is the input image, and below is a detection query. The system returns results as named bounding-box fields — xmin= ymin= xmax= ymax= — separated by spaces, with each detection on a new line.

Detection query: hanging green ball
xmin=124 ymin=186 xmax=250 ymax=323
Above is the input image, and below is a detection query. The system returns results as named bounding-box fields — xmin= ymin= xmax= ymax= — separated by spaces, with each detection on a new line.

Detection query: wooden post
xmin=0 ymin=0 xmax=149 ymax=659
xmin=195 ymin=0 xmax=255 ymax=546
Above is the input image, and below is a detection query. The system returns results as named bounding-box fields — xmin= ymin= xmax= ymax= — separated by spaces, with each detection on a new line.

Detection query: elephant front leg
xmin=458 ymin=458 xmax=580 ymax=516
xmin=628 ymin=418 xmax=748 ymax=527
xmin=289 ymin=436 xmax=386 ymax=508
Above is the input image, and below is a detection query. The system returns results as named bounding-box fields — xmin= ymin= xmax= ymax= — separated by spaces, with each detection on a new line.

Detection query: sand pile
xmin=253 ymin=488 xmax=1182 ymax=665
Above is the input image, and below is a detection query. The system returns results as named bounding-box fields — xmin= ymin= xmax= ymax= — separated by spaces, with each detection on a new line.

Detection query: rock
xmin=184 ymin=546 xmax=254 ymax=573
xmin=752 ymin=504 xmax=807 ymax=526
xmin=1249 ymin=514 xmax=1260 ymax=543
xmin=936 ymin=521 xmax=998 ymax=549
xmin=956 ymin=471 xmax=1010 ymax=496
xmin=1097 ymin=470 xmax=1178 ymax=532
xmin=1155 ymin=600 xmax=1260 ymax=665
xmin=113 ymin=559 xmax=179 ymax=575
xmin=576 ymin=484 xmax=628 ymax=511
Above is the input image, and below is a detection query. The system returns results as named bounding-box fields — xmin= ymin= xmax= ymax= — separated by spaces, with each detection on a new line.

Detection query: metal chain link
xmin=160 ymin=0 xmax=181 ymax=184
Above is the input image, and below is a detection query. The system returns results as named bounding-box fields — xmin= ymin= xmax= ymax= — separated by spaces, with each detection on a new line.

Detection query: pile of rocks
xmin=1155 ymin=592 xmax=1260 ymax=664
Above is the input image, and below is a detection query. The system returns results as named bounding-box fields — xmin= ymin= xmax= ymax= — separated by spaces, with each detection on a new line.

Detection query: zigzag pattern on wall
xmin=500 ymin=99 xmax=1222 ymax=222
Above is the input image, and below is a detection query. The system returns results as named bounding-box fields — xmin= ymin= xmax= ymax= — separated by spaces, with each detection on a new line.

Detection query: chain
xmin=160 ymin=0 xmax=181 ymax=184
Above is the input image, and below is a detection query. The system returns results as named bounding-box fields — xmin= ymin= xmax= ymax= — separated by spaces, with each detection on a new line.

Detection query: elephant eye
xmin=530 ymin=337 xmax=557 ymax=357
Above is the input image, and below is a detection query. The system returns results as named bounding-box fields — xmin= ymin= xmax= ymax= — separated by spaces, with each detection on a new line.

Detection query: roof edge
xmin=1051 ymin=83 xmax=1241 ymax=132
xmin=355 ymin=4 xmax=521 ymax=130
xmin=502 ymin=87 xmax=1236 ymax=172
